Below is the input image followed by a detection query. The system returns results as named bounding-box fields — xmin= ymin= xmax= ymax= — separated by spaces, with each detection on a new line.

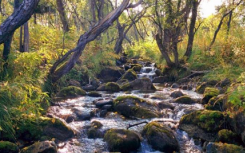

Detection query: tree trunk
xmin=227 ymin=11 xmax=233 ymax=36
xmin=56 ymin=0 xmax=69 ymax=32
xmin=184 ymin=0 xmax=199 ymax=59
xmin=156 ymin=34 xmax=173 ymax=67
xmin=114 ymin=22 xmax=125 ymax=54
xmin=23 ymin=22 xmax=29 ymax=52
xmin=19 ymin=26 xmax=24 ymax=52
xmin=49 ymin=0 xmax=143 ymax=82
xmin=0 ymin=0 xmax=40 ymax=44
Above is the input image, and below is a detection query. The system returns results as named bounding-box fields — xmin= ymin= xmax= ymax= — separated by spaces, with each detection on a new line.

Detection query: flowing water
xmin=50 ymin=63 xmax=204 ymax=153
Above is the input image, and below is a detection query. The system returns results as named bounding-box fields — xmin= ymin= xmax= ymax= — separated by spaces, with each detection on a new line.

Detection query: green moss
xmin=131 ymin=64 xmax=142 ymax=72
xmin=180 ymin=110 xmax=226 ymax=132
xmin=20 ymin=141 xmax=57 ymax=153
xmin=104 ymin=129 xmax=141 ymax=153
xmin=120 ymin=83 xmax=132 ymax=91
xmin=0 ymin=141 xmax=18 ymax=153
xmin=218 ymin=129 xmax=239 ymax=144
xmin=121 ymin=69 xmax=137 ymax=81
xmin=105 ymin=82 xmax=120 ymax=92
xmin=204 ymin=87 xmax=220 ymax=97
xmin=174 ymin=96 xmax=195 ymax=104
xmin=143 ymin=122 xmax=172 ymax=138
xmin=114 ymin=96 xmax=144 ymax=105
xmin=58 ymin=86 xmax=86 ymax=98
xmin=205 ymin=96 xmax=225 ymax=111
xmin=87 ymin=91 xmax=102 ymax=97
xmin=207 ymin=142 xmax=245 ymax=153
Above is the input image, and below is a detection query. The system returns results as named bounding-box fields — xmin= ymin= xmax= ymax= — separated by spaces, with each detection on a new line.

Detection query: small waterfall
xmin=137 ymin=63 xmax=156 ymax=81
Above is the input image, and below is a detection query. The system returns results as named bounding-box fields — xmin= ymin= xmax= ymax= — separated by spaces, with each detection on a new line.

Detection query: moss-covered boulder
xmin=116 ymin=79 xmax=129 ymax=86
xmin=173 ymin=96 xmax=196 ymax=104
xmin=113 ymin=96 xmax=159 ymax=119
xmin=104 ymin=129 xmax=141 ymax=153
xmin=0 ymin=141 xmax=18 ymax=153
xmin=121 ymin=78 xmax=156 ymax=91
xmin=105 ymin=82 xmax=120 ymax=92
xmin=179 ymin=110 xmax=227 ymax=141
xmin=87 ymin=121 xmax=104 ymax=139
xmin=202 ymin=87 xmax=220 ymax=104
xmin=20 ymin=141 xmax=57 ymax=153
xmin=131 ymin=64 xmax=142 ymax=72
xmin=142 ymin=122 xmax=179 ymax=152
xmin=196 ymin=80 xmax=219 ymax=94
xmin=97 ymin=82 xmax=120 ymax=92
xmin=97 ymin=66 xmax=125 ymax=82
xmin=58 ymin=86 xmax=86 ymax=98
xmin=16 ymin=116 xmax=74 ymax=141
xmin=87 ymin=91 xmax=102 ymax=97
xmin=206 ymin=142 xmax=245 ymax=153
xmin=218 ymin=129 xmax=241 ymax=145
xmin=205 ymin=95 xmax=226 ymax=111
xmin=121 ymin=69 xmax=137 ymax=81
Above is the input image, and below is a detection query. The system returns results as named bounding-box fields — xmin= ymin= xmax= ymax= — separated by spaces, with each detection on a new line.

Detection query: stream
xmin=49 ymin=63 xmax=205 ymax=153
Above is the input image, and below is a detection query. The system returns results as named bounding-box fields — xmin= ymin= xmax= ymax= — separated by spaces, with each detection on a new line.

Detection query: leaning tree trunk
xmin=56 ymin=0 xmax=69 ymax=32
xmin=49 ymin=0 xmax=143 ymax=82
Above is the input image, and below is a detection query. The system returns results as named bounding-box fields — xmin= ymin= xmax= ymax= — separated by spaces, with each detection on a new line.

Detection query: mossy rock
xmin=218 ymin=129 xmax=241 ymax=145
xmin=87 ymin=91 xmax=102 ymax=97
xmin=205 ymin=95 xmax=226 ymax=111
xmin=206 ymin=142 xmax=245 ymax=153
xmin=113 ymin=96 xmax=159 ymax=119
xmin=116 ymin=79 xmax=129 ymax=86
xmin=131 ymin=64 xmax=142 ymax=72
xmin=121 ymin=69 xmax=137 ymax=81
xmin=16 ymin=116 xmax=74 ymax=141
xmin=0 ymin=141 xmax=18 ymax=153
xmin=179 ymin=110 xmax=226 ymax=132
xmin=20 ymin=141 xmax=57 ymax=153
xmin=87 ymin=121 xmax=104 ymax=139
xmin=173 ymin=96 xmax=196 ymax=104
xmin=58 ymin=86 xmax=86 ymax=98
xmin=105 ymin=82 xmax=120 ymax=92
xmin=104 ymin=129 xmax=141 ymax=153
xmin=202 ymin=87 xmax=220 ymax=104
xmin=142 ymin=122 xmax=179 ymax=152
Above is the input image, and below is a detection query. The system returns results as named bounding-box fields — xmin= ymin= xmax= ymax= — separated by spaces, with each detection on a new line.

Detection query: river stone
xmin=173 ymin=96 xmax=196 ymax=104
xmin=142 ymin=122 xmax=180 ymax=152
xmin=171 ymin=83 xmax=179 ymax=88
xmin=179 ymin=110 xmax=226 ymax=141
xmin=93 ymin=99 xmax=113 ymax=108
xmin=113 ymin=96 xmax=159 ymax=119
xmin=87 ymin=91 xmax=102 ymax=97
xmin=157 ymin=101 xmax=175 ymax=110
xmin=205 ymin=95 xmax=226 ymax=111
xmin=155 ymin=69 xmax=162 ymax=76
xmin=87 ymin=121 xmax=104 ymax=139
xmin=131 ymin=64 xmax=142 ymax=72
xmin=72 ymin=108 xmax=92 ymax=121
xmin=97 ymin=66 xmax=125 ymax=82
xmin=170 ymin=91 xmax=184 ymax=98
xmin=104 ymin=129 xmax=141 ymax=153
xmin=20 ymin=141 xmax=57 ymax=153
xmin=82 ymin=84 xmax=96 ymax=91
xmin=0 ymin=141 xmax=18 ymax=153
xmin=152 ymin=76 xmax=169 ymax=83
xmin=97 ymin=82 xmax=120 ymax=92
xmin=121 ymin=78 xmax=156 ymax=91
xmin=120 ymin=69 xmax=137 ymax=81
xmin=206 ymin=142 xmax=245 ymax=153
xmin=218 ymin=129 xmax=241 ymax=145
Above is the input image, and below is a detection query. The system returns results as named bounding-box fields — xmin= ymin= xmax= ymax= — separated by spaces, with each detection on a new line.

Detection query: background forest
xmin=0 ymin=0 xmax=245 ymax=152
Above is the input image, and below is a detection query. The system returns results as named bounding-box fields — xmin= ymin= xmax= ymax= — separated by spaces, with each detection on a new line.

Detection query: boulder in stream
xmin=170 ymin=90 xmax=184 ymax=98
xmin=120 ymin=69 xmax=137 ymax=81
xmin=104 ymin=129 xmax=141 ymax=153
xmin=121 ymin=78 xmax=156 ymax=91
xmin=173 ymin=96 xmax=196 ymax=104
xmin=0 ymin=141 xmax=18 ymax=153
xmin=131 ymin=64 xmax=142 ymax=72
xmin=20 ymin=141 xmax=57 ymax=153
xmin=113 ymin=96 xmax=159 ymax=119
xmin=87 ymin=91 xmax=102 ymax=97
xmin=218 ymin=129 xmax=241 ymax=145
xmin=58 ymin=86 xmax=86 ymax=99
xmin=142 ymin=122 xmax=180 ymax=152
xmin=87 ymin=121 xmax=104 ymax=139
xmin=97 ymin=82 xmax=120 ymax=92
xmin=179 ymin=110 xmax=227 ymax=141
xmin=206 ymin=142 xmax=245 ymax=153
xmin=157 ymin=101 xmax=175 ymax=110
